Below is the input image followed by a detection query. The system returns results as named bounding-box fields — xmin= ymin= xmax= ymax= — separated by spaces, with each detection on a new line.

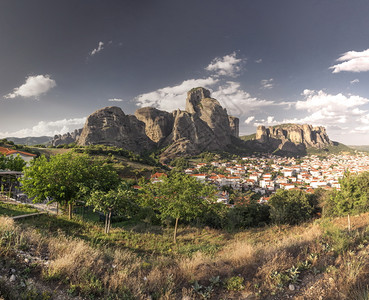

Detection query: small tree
xmin=139 ymin=172 xmax=216 ymax=243
xmin=87 ymin=184 xmax=137 ymax=233
xmin=21 ymin=153 xmax=120 ymax=219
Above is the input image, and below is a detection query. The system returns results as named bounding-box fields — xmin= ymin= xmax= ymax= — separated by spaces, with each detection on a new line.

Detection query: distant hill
xmin=6 ymin=136 xmax=52 ymax=146
xmin=348 ymin=145 xmax=369 ymax=152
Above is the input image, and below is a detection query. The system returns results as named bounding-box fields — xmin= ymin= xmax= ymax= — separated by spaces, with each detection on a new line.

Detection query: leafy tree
xmin=170 ymin=157 xmax=190 ymax=171
xmin=227 ymin=200 xmax=270 ymax=229
xmin=87 ymin=183 xmax=138 ymax=233
xmin=0 ymin=154 xmax=26 ymax=171
xmin=268 ymin=189 xmax=316 ymax=225
xmin=324 ymin=171 xmax=369 ymax=217
xmin=21 ymin=153 xmax=120 ymax=219
xmin=139 ymin=172 xmax=216 ymax=243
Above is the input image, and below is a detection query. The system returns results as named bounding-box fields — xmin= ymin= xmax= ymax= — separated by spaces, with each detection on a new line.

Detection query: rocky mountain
xmin=55 ymin=87 xmax=239 ymax=162
xmin=77 ymin=106 xmax=156 ymax=152
xmin=52 ymin=129 xmax=82 ymax=147
xmin=244 ymin=124 xmax=334 ymax=155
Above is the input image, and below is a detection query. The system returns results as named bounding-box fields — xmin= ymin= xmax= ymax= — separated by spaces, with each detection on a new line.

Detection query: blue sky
xmin=1 ymin=0 xmax=369 ymax=144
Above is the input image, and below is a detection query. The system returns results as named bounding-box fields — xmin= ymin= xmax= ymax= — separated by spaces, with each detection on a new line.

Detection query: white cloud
xmin=135 ymin=77 xmax=218 ymax=111
xmin=253 ymin=116 xmax=280 ymax=127
xmin=255 ymin=58 xmax=262 ymax=63
xmin=205 ymin=52 xmax=244 ymax=77
xmin=330 ymin=48 xmax=369 ymax=73
xmin=244 ymin=116 xmax=255 ymax=124
xmin=90 ymin=41 xmax=104 ymax=56
xmin=4 ymin=75 xmax=56 ymax=99
xmin=212 ymin=81 xmax=275 ymax=116
xmin=296 ymin=89 xmax=369 ymax=112
xmin=0 ymin=117 xmax=86 ymax=138
xmin=350 ymin=79 xmax=360 ymax=84
xmin=260 ymin=78 xmax=274 ymax=89
xmin=108 ymin=98 xmax=123 ymax=102
xmin=276 ymin=89 xmax=369 ymax=138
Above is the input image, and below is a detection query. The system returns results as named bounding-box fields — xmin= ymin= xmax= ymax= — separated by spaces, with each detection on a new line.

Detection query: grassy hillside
xmin=306 ymin=142 xmax=355 ymax=156
xmin=239 ymin=133 xmax=256 ymax=141
xmin=1 ymin=201 xmax=369 ymax=299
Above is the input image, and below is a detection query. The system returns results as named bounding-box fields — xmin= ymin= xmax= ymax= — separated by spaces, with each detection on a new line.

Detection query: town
xmin=160 ymin=153 xmax=369 ymax=204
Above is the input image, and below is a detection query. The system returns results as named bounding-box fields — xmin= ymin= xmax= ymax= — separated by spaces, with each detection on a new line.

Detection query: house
xmin=0 ymin=147 xmax=36 ymax=164
xmin=189 ymin=173 xmax=207 ymax=182
xmin=150 ymin=172 xmax=167 ymax=183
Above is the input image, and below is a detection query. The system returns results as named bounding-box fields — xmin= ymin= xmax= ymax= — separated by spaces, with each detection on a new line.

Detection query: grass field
xmin=1 ymin=201 xmax=369 ymax=299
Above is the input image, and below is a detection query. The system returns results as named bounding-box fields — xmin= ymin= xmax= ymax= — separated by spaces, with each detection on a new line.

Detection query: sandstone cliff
xmin=72 ymin=87 xmax=239 ymax=162
xmin=77 ymin=106 xmax=155 ymax=153
xmin=52 ymin=129 xmax=82 ymax=147
xmin=252 ymin=124 xmax=333 ymax=155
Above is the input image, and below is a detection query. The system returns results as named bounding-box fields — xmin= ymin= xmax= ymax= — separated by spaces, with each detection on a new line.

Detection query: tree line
xmin=18 ymin=153 xmax=369 ymax=242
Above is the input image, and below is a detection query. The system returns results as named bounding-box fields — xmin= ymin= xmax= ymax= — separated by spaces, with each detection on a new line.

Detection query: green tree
xmin=268 ymin=189 xmax=316 ymax=225
xmin=87 ymin=183 xmax=137 ymax=233
xmin=139 ymin=172 xmax=216 ymax=243
xmin=21 ymin=153 xmax=120 ymax=219
xmin=324 ymin=171 xmax=369 ymax=217
xmin=0 ymin=154 xmax=26 ymax=171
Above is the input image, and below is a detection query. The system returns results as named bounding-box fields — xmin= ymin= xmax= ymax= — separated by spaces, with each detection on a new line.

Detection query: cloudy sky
xmin=1 ymin=0 xmax=369 ymax=144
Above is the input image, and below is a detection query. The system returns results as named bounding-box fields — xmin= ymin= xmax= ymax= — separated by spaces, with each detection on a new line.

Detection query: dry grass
xmin=1 ymin=214 xmax=369 ymax=299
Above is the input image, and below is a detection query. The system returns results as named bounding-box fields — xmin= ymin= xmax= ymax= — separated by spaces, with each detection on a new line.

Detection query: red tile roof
xmin=0 ymin=147 xmax=36 ymax=157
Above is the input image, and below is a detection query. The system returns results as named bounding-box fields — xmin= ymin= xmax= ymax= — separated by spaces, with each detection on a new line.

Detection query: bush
xmin=268 ymin=189 xmax=316 ymax=225
xmin=226 ymin=201 xmax=270 ymax=229
xmin=324 ymin=172 xmax=369 ymax=217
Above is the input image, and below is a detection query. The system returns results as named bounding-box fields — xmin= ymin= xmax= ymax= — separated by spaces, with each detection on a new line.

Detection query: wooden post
xmin=173 ymin=217 xmax=179 ymax=244
xmin=348 ymin=214 xmax=351 ymax=232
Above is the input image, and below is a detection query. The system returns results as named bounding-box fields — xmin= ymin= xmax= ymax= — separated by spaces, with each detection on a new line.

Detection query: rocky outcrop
xmin=71 ymin=88 xmax=239 ymax=161
xmin=253 ymin=124 xmax=333 ymax=155
xmin=52 ymin=129 xmax=82 ymax=147
xmin=185 ymin=88 xmax=232 ymax=146
xmin=228 ymin=116 xmax=239 ymax=137
xmin=77 ymin=106 xmax=155 ymax=152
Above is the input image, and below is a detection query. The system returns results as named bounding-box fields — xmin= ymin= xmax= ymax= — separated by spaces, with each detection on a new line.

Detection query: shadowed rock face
xmin=134 ymin=107 xmax=174 ymax=145
xmin=77 ymin=106 xmax=155 ymax=153
xmin=254 ymin=124 xmax=333 ymax=155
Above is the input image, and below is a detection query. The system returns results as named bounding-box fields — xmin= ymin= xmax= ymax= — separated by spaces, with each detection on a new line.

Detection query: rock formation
xmin=252 ymin=124 xmax=333 ymax=155
xmin=77 ymin=106 xmax=155 ymax=152
xmin=134 ymin=107 xmax=174 ymax=145
xmin=71 ymin=87 xmax=239 ymax=162
xmin=52 ymin=129 xmax=82 ymax=147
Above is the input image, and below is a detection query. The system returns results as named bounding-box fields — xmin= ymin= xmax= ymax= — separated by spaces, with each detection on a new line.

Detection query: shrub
xmin=226 ymin=201 xmax=270 ymax=229
xmin=268 ymin=189 xmax=316 ymax=225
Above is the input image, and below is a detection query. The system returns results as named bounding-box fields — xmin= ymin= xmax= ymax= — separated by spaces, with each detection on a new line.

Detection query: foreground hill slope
xmin=1 ymin=204 xmax=369 ymax=299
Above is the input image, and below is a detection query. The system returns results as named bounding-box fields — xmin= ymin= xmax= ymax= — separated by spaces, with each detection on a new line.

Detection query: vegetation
xmin=139 ymin=172 xmax=218 ymax=243
xmin=21 ymin=153 xmax=120 ymax=219
xmin=87 ymin=183 xmax=138 ymax=233
xmin=268 ymin=189 xmax=318 ymax=225
xmin=0 ymin=154 xmax=26 ymax=171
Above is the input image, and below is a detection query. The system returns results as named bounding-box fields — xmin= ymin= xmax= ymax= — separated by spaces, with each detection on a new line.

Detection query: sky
xmin=1 ymin=0 xmax=369 ymax=145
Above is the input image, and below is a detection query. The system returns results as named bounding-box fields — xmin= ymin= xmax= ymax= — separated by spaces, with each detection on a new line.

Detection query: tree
xmin=21 ymin=153 xmax=120 ymax=219
xmin=268 ymin=189 xmax=316 ymax=225
xmin=324 ymin=171 xmax=369 ymax=217
xmin=87 ymin=183 xmax=137 ymax=233
xmin=139 ymin=172 xmax=216 ymax=243
xmin=0 ymin=154 xmax=26 ymax=171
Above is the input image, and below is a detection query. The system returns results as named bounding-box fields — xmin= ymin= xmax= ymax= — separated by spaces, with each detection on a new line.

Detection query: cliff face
xmin=253 ymin=124 xmax=333 ymax=155
xmin=53 ymin=129 xmax=82 ymax=147
xmin=69 ymin=87 xmax=239 ymax=162
xmin=77 ymin=106 xmax=155 ymax=153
